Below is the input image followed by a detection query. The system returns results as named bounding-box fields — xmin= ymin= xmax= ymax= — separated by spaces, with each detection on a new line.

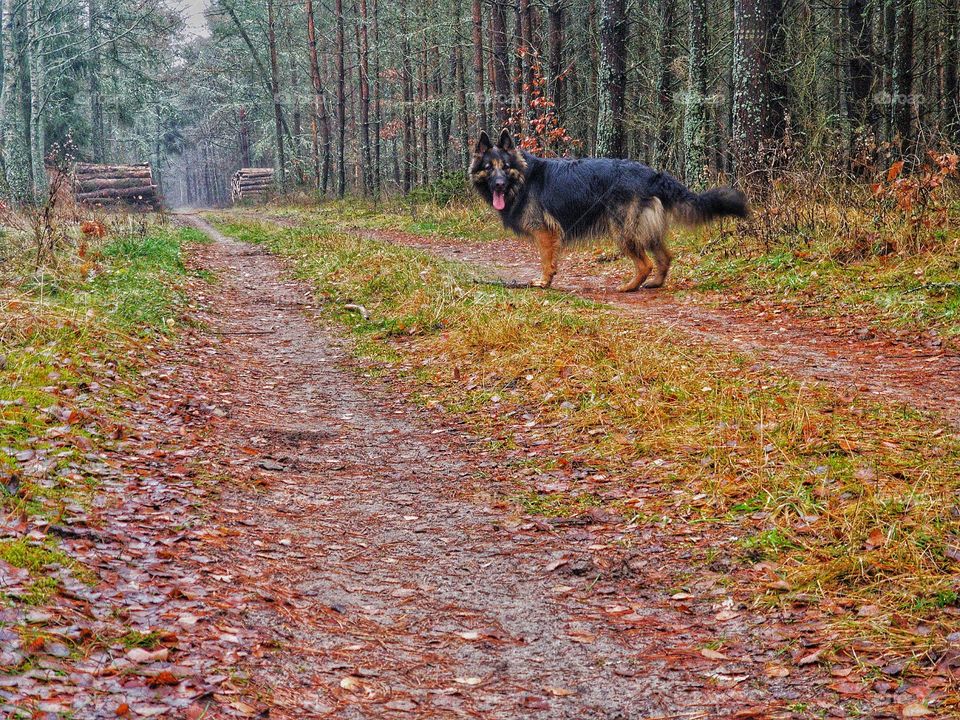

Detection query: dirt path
xmin=151 ymin=213 xmax=880 ymax=719
xmin=346 ymin=226 xmax=960 ymax=426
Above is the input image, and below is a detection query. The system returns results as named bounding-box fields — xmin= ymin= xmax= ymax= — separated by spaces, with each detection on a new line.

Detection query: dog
xmin=469 ymin=128 xmax=748 ymax=291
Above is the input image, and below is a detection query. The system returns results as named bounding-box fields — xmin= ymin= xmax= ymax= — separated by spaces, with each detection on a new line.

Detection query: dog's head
xmin=469 ymin=129 xmax=527 ymax=212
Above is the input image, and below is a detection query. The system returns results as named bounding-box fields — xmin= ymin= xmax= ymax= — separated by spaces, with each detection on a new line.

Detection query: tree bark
xmin=732 ymin=0 xmax=783 ymax=178
xmin=471 ymin=0 xmax=487 ymax=131
xmin=945 ymin=0 xmax=960 ymax=141
xmin=357 ymin=0 xmax=372 ymax=195
xmin=892 ymin=0 xmax=914 ymax=152
xmin=548 ymin=0 xmax=565 ymax=127
xmin=595 ymin=0 xmax=627 ymax=157
xmin=684 ymin=0 xmax=708 ymax=187
xmin=491 ymin=0 xmax=511 ymax=126
xmin=846 ymin=0 xmax=874 ymax=134
xmin=266 ymin=0 xmax=287 ymax=188
xmin=654 ymin=0 xmax=675 ymax=167
xmin=336 ymin=0 xmax=347 ymax=196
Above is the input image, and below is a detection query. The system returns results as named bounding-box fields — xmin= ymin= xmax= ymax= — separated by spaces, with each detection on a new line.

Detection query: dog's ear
xmin=475 ymin=131 xmax=492 ymax=155
xmin=497 ymin=128 xmax=515 ymax=151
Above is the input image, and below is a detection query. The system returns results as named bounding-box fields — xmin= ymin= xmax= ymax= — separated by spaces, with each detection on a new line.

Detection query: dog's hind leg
xmin=531 ymin=228 xmax=562 ymax=288
xmin=615 ymin=200 xmax=653 ymax=292
xmin=616 ymin=243 xmax=653 ymax=292
xmin=637 ymin=199 xmax=672 ymax=289
xmin=642 ymin=237 xmax=673 ymax=289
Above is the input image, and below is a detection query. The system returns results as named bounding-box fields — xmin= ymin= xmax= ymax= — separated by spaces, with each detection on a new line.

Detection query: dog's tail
xmin=670 ymin=185 xmax=749 ymax=226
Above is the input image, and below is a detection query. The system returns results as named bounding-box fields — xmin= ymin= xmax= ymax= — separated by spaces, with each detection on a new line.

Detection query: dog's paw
xmin=640 ymin=277 xmax=665 ymax=289
xmin=531 ymin=278 xmax=553 ymax=289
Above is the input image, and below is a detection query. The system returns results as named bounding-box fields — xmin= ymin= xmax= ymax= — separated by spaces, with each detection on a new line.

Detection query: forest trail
xmin=349 ymin=226 xmax=960 ymax=426
xmin=158 ymin=214 xmax=852 ymax=718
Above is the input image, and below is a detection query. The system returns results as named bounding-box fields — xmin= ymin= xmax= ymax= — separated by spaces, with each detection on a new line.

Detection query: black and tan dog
xmin=469 ymin=129 xmax=748 ymax=290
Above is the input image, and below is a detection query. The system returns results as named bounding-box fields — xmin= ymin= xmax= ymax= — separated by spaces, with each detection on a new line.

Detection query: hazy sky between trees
xmin=179 ymin=0 xmax=210 ymax=37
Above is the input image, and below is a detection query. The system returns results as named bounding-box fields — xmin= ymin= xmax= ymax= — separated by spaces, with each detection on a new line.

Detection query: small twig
xmin=472 ymin=278 xmax=533 ymax=289
xmin=343 ymin=303 xmax=370 ymax=320
xmin=903 ymin=282 xmax=960 ymax=294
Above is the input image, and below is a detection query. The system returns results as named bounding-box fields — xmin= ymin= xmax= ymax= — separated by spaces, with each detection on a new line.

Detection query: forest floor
xmin=1 ymin=204 xmax=958 ymax=719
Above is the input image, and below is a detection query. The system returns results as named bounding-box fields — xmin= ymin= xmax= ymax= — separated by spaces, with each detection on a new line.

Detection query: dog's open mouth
xmin=492 ymin=189 xmax=506 ymax=210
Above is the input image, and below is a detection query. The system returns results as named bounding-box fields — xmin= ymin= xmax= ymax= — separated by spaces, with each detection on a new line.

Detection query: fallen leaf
xmin=902 ymin=703 xmax=932 ymax=717
xmin=454 ymin=676 xmax=483 ymax=686
xmin=700 ymin=648 xmax=729 ymax=660
xmin=544 ymin=686 xmax=575 ymax=697
xmin=126 ymin=647 xmax=169 ymax=664
xmin=797 ymin=648 xmax=823 ymax=666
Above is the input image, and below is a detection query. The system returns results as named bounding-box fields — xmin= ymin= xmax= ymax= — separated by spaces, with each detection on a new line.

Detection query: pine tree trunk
xmin=892 ymin=0 xmax=913 ymax=153
xmin=595 ymin=0 xmax=627 ymax=157
xmin=335 ymin=0 xmax=347 ymax=196
xmin=471 ymin=0 xmax=487 ymax=131
xmin=27 ymin=0 xmax=45 ymax=201
xmin=267 ymin=0 xmax=287 ymax=188
xmin=88 ymin=0 xmax=105 ymax=162
xmin=846 ymin=0 xmax=874 ymax=136
xmin=357 ymin=0 xmax=372 ymax=195
xmin=732 ymin=0 xmax=779 ymax=177
xmin=372 ymin=0 xmax=381 ymax=194
xmin=548 ymin=0 xmax=565 ymax=127
xmin=401 ymin=36 xmax=414 ymax=192
xmin=492 ymin=0 xmax=511 ymax=126
xmin=684 ymin=0 xmax=708 ymax=188
xmin=654 ymin=0 xmax=675 ymax=168
xmin=942 ymin=0 xmax=959 ymax=141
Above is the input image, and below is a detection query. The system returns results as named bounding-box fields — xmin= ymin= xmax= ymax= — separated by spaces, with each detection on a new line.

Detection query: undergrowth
xmin=212 ymin=213 xmax=960 ymax=656
xmin=1 ymin=220 xmax=198 ymax=605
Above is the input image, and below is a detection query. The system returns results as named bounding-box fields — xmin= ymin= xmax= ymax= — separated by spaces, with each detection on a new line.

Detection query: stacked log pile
xmin=73 ymin=163 xmax=161 ymax=209
xmin=231 ymin=168 xmax=274 ymax=203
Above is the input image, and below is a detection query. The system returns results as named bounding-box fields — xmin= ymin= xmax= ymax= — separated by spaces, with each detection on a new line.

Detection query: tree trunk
xmin=595 ymin=0 xmax=627 ymax=157
xmin=471 ymin=0 xmax=487 ymax=131
xmin=267 ymin=0 xmax=287 ymax=188
xmin=846 ymin=0 xmax=874 ymax=135
xmin=88 ymin=0 xmax=105 ymax=162
xmin=946 ymin=0 xmax=960 ymax=141
xmin=732 ymin=0 xmax=781 ymax=178
xmin=402 ymin=36 xmax=414 ymax=192
xmin=27 ymin=0 xmax=44 ymax=200
xmin=372 ymin=0 xmax=382 ymax=194
xmin=684 ymin=0 xmax=708 ymax=187
xmin=357 ymin=0 xmax=372 ymax=194
xmin=336 ymin=0 xmax=347 ymax=196
xmin=491 ymin=0 xmax=511 ymax=126
xmin=548 ymin=0 xmax=565 ymax=127
xmin=892 ymin=0 xmax=914 ymax=152
xmin=654 ymin=0 xmax=675 ymax=167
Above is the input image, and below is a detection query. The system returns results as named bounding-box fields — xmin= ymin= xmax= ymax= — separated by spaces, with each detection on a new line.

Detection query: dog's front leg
xmin=531 ymin=229 xmax=561 ymax=288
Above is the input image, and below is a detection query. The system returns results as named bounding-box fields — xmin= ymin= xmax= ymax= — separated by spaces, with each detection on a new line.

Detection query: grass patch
xmin=118 ymin=629 xmax=163 ymax=649
xmin=253 ymin=194 xmax=960 ymax=343
xmin=0 ymin=221 xmax=201 ymax=614
xmin=211 ymin=210 xmax=960 ymax=654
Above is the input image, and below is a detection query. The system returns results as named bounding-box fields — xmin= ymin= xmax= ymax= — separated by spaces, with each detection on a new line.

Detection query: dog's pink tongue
xmin=492 ymin=190 xmax=506 ymax=210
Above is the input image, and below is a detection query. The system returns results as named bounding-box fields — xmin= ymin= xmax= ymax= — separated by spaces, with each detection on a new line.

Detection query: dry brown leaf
xmin=700 ymin=648 xmax=729 ymax=661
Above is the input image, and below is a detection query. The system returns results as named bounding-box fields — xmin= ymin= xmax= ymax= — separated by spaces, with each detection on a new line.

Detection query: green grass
xmin=118 ymin=629 xmax=163 ymax=649
xmin=210 ymin=210 xmax=960 ymax=656
xmin=250 ymin=193 xmax=960 ymax=344
xmin=1 ymin=222 xmax=200 ymax=613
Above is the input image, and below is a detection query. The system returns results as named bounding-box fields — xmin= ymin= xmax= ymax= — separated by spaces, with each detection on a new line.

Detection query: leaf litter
xmin=2 ymin=213 xmax=956 ymax=719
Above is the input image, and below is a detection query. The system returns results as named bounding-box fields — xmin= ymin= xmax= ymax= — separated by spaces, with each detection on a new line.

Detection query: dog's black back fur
xmin=499 ymin=153 xmax=747 ymax=242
